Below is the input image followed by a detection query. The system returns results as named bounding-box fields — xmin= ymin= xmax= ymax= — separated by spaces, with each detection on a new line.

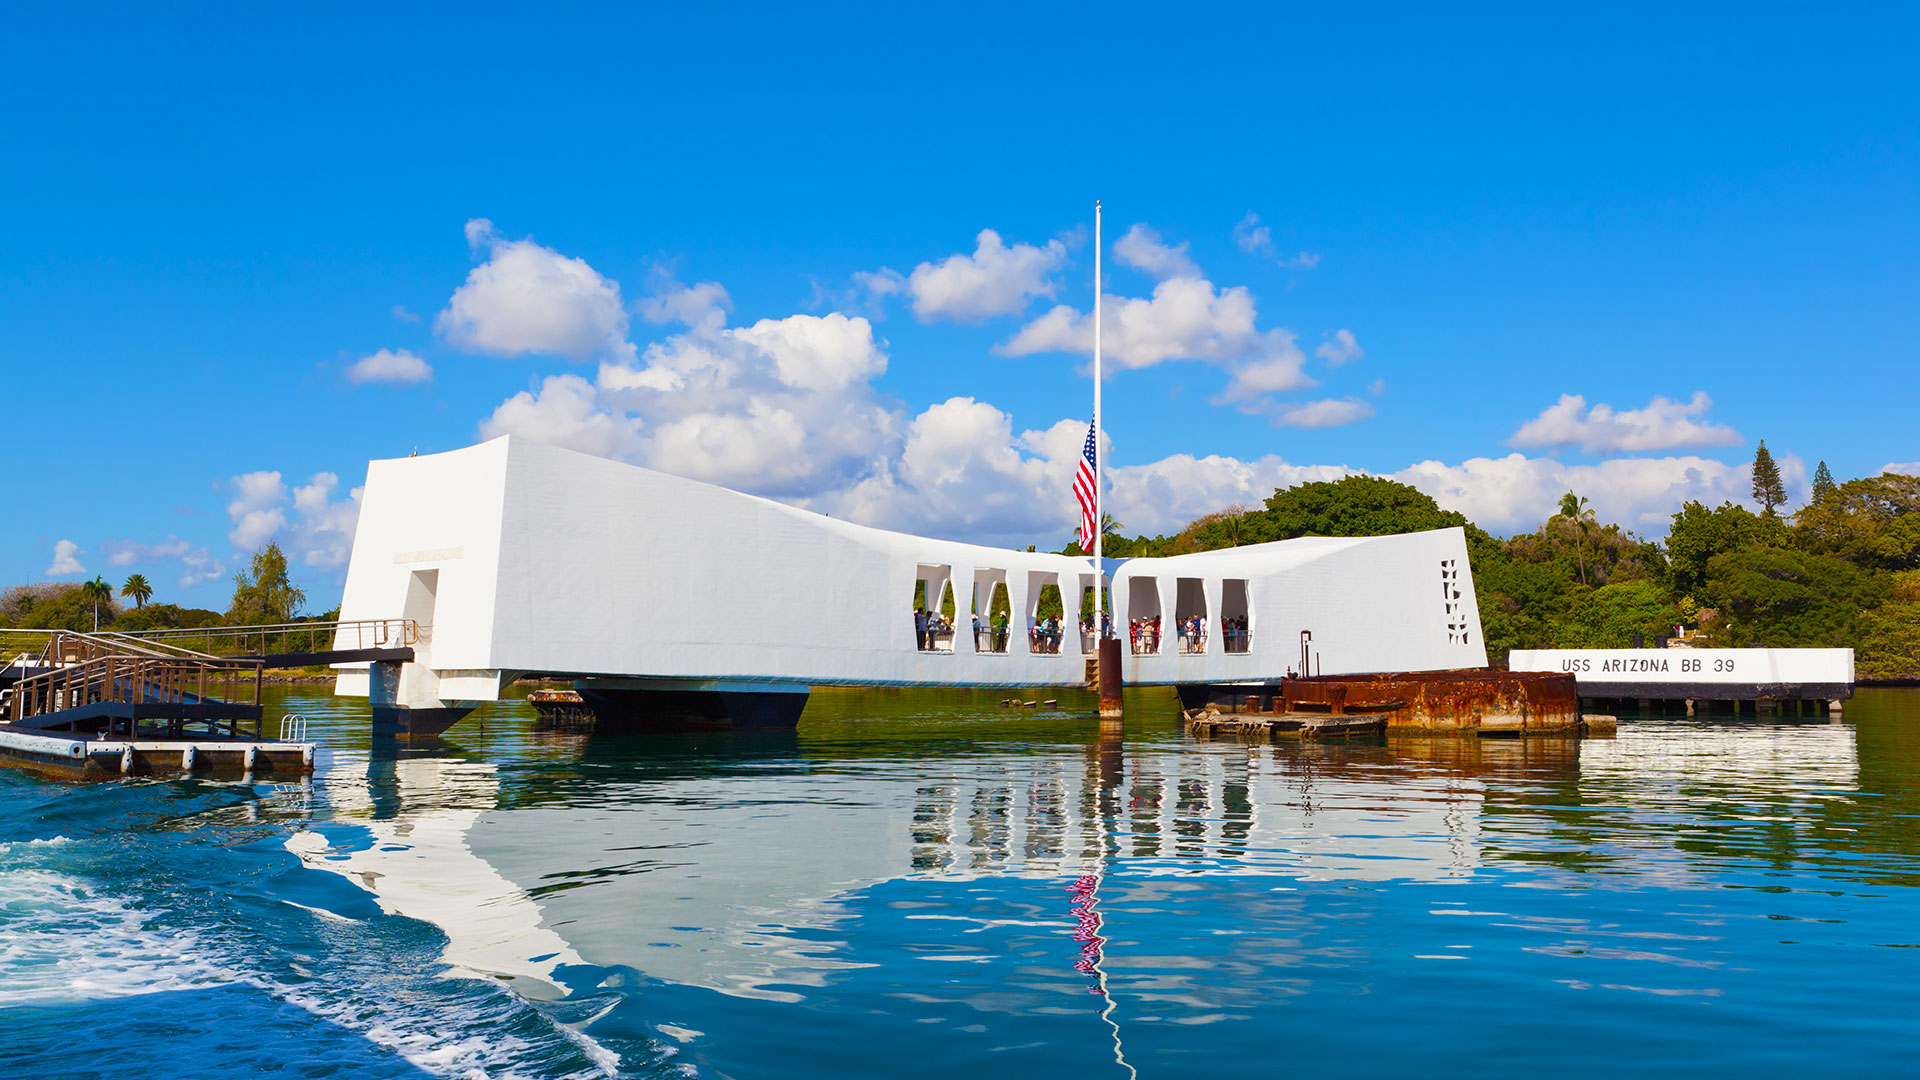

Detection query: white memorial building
xmin=334 ymin=438 xmax=1487 ymax=732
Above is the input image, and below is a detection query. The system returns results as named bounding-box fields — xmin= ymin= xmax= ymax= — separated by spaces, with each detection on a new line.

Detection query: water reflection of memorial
xmin=280 ymin=710 xmax=1878 ymax=1007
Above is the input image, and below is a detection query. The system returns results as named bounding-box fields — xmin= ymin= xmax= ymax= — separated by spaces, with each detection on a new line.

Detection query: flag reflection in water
xmin=1065 ymin=870 xmax=1137 ymax=1079
xmin=1066 ymin=874 xmax=1106 ymax=982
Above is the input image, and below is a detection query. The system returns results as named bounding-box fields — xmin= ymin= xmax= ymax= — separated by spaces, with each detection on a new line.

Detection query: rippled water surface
xmin=3 ymin=686 xmax=1918 ymax=1079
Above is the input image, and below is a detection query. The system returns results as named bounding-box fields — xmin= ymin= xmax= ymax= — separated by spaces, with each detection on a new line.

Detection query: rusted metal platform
xmin=1177 ymin=669 xmax=1583 ymax=734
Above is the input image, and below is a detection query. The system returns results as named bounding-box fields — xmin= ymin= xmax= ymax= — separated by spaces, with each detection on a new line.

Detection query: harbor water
xmin=2 ymin=685 xmax=1918 ymax=1078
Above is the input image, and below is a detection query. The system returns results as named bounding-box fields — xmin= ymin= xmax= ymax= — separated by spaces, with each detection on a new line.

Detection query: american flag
xmin=1074 ymin=420 xmax=1098 ymax=550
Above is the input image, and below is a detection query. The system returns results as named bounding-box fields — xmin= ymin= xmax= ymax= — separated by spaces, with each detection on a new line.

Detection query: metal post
xmin=1092 ymin=200 xmax=1122 ymax=721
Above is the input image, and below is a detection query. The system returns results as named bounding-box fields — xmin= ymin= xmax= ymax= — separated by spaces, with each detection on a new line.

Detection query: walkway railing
xmin=112 ymin=618 xmax=420 ymax=660
xmin=5 ymin=630 xmax=264 ymax=737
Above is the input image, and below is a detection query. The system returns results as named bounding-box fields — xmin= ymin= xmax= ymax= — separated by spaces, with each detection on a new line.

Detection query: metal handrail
xmin=8 ymin=648 xmax=264 ymax=729
xmin=279 ymin=714 xmax=309 ymax=742
xmin=115 ymin=618 xmax=420 ymax=650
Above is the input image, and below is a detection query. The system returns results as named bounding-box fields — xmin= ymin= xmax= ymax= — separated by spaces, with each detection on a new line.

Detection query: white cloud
xmin=1232 ymin=213 xmax=1270 ymax=255
xmin=1269 ymin=398 xmax=1376 ymax=429
xmin=1231 ymin=212 xmax=1320 ymax=268
xmin=1390 ymin=451 xmax=1801 ymax=535
xmin=822 ymin=399 xmax=1351 ymax=544
xmin=1002 ymin=277 xmax=1265 ymax=370
xmin=1884 ymin=461 xmax=1920 ymax=477
xmin=436 ymin=219 xmax=637 ymax=363
xmin=1214 ymin=334 xmax=1316 ymax=407
xmin=227 ymin=471 xmax=289 ymax=551
xmin=1315 ymin=329 xmax=1363 ymax=366
xmin=1509 ymin=392 xmax=1743 ymax=455
xmin=638 ymin=277 xmax=730 ymax=331
xmin=347 ymin=348 xmax=433 ymax=386
xmin=1113 ymin=223 xmax=1200 ymax=280
xmin=851 ymin=268 xmax=907 ymax=309
xmin=225 ymin=470 xmax=364 ymax=569
xmin=177 ymin=549 xmax=224 ymax=587
xmin=482 ymin=287 xmax=898 ymax=498
xmin=391 ymin=305 xmax=420 ymax=323
xmin=483 ymin=374 xmax=646 ymax=461
xmin=102 ymin=537 xmax=191 ymax=567
xmin=731 ymin=312 xmax=886 ymax=393
xmin=903 ymin=230 xmax=1067 ymax=322
xmin=46 ymin=539 xmax=84 ymax=576
xmin=100 ymin=536 xmax=223 ymax=587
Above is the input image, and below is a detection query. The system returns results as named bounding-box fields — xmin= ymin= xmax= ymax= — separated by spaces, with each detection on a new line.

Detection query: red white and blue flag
xmin=1074 ymin=420 xmax=1098 ymax=550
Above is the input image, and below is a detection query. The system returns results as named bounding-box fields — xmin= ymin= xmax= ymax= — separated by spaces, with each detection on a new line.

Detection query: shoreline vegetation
xmin=6 ymin=453 xmax=1916 ymax=683
xmin=1060 ymin=452 xmax=1918 ymax=682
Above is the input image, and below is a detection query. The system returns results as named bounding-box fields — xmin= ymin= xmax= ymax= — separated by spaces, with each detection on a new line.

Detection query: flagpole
xmin=1092 ymin=200 xmax=1103 ymax=633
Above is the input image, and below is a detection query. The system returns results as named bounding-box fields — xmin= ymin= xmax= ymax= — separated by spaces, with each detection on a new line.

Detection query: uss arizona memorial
xmin=334 ymin=437 xmax=1488 ymax=733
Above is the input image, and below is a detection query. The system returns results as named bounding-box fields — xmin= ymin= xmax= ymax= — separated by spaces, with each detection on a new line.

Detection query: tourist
xmin=914 ymin=607 xmax=929 ymax=651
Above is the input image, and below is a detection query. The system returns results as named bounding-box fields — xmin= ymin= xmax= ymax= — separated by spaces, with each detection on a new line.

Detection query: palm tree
xmin=79 ymin=575 xmax=112 ymax=632
xmin=1557 ymin=491 xmax=1593 ymax=587
xmin=120 ymin=574 xmax=153 ymax=610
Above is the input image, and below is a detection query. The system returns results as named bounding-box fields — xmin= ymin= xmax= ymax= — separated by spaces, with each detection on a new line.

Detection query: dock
xmin=0 ymin=726 xmax=314 ymax=780
xmin=0 ymin=622 xmax=413 ymax=779
xmin=1185 ymin=708 xmax=1388 ymax=739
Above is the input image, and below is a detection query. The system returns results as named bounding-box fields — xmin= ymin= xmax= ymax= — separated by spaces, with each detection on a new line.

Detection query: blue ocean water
xmin=2 ymin=686 xmax=1917 ymax=1079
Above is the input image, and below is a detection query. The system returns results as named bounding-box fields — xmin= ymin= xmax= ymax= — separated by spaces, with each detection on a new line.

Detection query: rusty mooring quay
xmin=1180 ymin=670 xmax=1613 ymax=740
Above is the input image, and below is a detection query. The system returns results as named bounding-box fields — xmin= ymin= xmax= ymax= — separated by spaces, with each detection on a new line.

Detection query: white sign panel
xmin=1509 ymin=648 xmax=1853 ymax=689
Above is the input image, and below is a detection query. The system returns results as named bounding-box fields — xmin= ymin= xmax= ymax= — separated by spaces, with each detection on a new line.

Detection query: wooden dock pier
xmin=1185 ymin=708 xmax=1388 ymax=739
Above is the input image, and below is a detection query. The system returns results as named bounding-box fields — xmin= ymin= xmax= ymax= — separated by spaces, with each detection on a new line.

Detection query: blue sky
xmin=3 ymin=3 xmax=1916 ymax=608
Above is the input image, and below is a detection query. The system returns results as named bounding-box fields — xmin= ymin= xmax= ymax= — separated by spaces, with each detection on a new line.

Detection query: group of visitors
xmin=1121 ymin=613 xmax=1255 ymax=655
xmin=1029 ymin=617 xmax=1066 ymax=655
xmin=972 ymin=611 xmax=1010 ymax=653
xmin=1129 ymin=615 xmax=1162 ymax=655
xmin=1177 ymin=614 xmax=1209 ymax=653
xmin=913 ymin=607 xmax=955 ymax=651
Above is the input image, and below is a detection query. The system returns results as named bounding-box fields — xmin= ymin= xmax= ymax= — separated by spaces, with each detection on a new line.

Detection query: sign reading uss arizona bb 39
xmin=1507 ymin=648 xmax=1854 ymax=700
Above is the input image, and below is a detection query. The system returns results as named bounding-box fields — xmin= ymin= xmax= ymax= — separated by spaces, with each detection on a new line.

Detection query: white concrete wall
xmin=335 ymin=437 xmax=1488 ymax=698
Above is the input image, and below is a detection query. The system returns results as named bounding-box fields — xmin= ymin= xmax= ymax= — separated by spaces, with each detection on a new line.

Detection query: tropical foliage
xmin=227 ymin=542 xmax=307 ymax=625
xmin=1064 ymin=465 xmax=1920 ymax=680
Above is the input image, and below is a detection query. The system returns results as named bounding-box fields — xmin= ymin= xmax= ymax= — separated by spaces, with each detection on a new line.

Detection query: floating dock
xmin=0 ymin=625 xmax=400 ymax=780
xmin=0 ymin=726 xmax=313 ymax=780
xmin=1185 ymin=709 xmax=1389 ymax=739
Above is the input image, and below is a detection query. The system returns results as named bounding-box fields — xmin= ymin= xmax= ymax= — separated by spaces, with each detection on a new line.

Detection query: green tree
xmin=1256 ymin=475 xmax=1469 ymax=540
xmin=1751 ymin=440 xmax=1786 ymax=515
xmin=1700 ymin=547 xmax=1885 ymax=647
xmin=78 ymin=575 xmax=113 ymax=632
xmin=14 ymin=585 xmax=114 ymax=632
xmin=1666 ymin=500 xmax=1790 ymax=595
xmin=1857 ymin=570 xmax=1920 ymax=681
xmin=1811 ymin=460 xmax=1837 ymax=504
xmin=1551 ymin=580 xmax=1678 ymax=648
xmin=227 ymin=542 xmax=307 ymax=625
xmin=120 ymin=573 xmax=153 ymax=610
xmin=1556 ymin=491 xmax=1593 ymax=587
xmin=1793 ymin=472 xmax=1920 ymax=571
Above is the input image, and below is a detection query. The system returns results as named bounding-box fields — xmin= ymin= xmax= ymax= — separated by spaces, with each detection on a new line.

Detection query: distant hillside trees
xmin=1063 ymin=464 xmax=1920 ymax=680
